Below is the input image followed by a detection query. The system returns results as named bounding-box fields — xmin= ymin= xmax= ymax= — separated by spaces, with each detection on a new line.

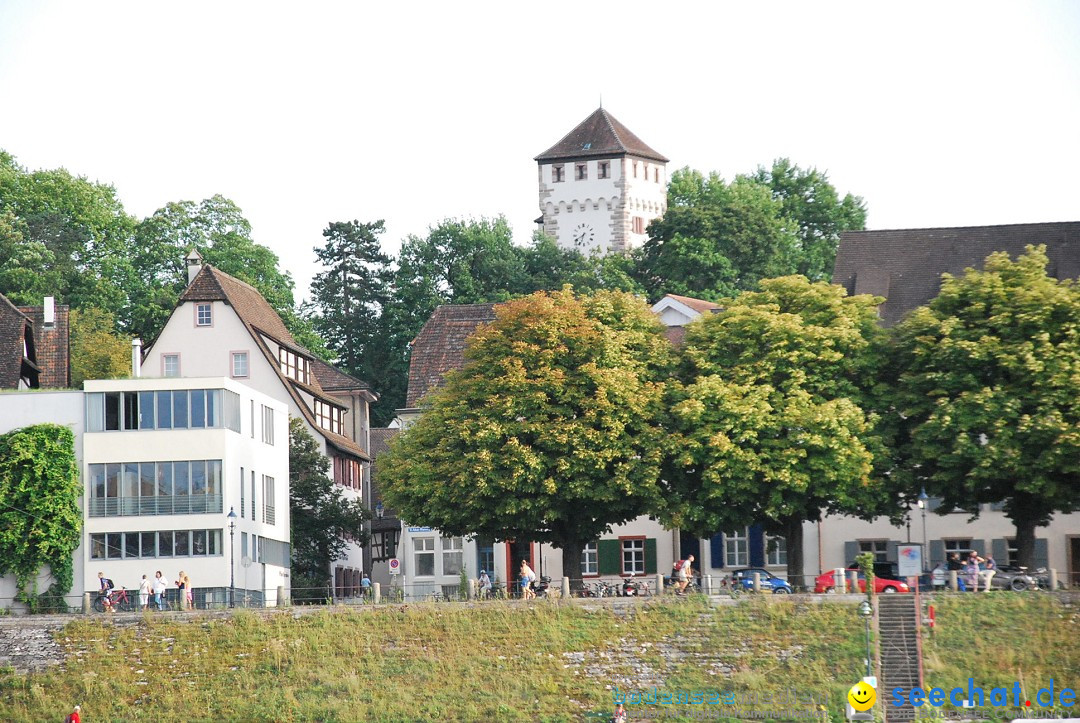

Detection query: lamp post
xmin=918 ymin=488 xmax=929 ymax=572
xmin=858 ymin=600 xmax=873 ymax=678
xmin=227 ymin=506 xmax=237 ymax=608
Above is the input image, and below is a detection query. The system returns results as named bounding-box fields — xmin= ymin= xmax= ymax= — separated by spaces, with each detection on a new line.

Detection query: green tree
xmin=289 ymin=418 xmax=368 ymax=591
xmin=0 ymin=424 xmax=81 ymax=609
xmin=892 ymin=245 xmax=1080 ymax=568
xmin=0 ymin=150 xmax=134 ymax=314
xmin=667 ymin=277 xmax=887 ymax=583
xmin=379 ymin=289 xmax=674 ymax=587
xmin=70 ymin=308 xmax=132 ymax=386
xmin=309 ymin=219 xmax=392 ymax=379
xmin=641 ymin=169 xmax=798 ymax=300
xmin=749 ymin=158 xmax=867 ymax=281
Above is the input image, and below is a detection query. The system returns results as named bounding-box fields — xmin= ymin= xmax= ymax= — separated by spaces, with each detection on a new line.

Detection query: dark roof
xmin=311 ymin=357 xmax=373 ymax=393
xmin=176 ymin=265 xmax=369 ymax=460
xmin=406 ymin=303 xmax=497 ymax=407
xmin=535 ymin=108 xmax=668 ymax=164
xmin=370 ymin=428 xmax=399 ymax=458
xmin=0 ymin=293 xmax=38 ymax=389
xmin=17 ymin=303 xmax=71 ymax=388
xmin=833 ymin=222 xmax=1080 ymax=327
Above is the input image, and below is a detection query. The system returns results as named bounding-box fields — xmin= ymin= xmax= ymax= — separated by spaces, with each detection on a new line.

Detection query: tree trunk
xmin=1012 ymin=516 xmax=1037 ymax=570
xmin=783 ymin=516 xmax=806 ymax=590
xmin=560 ymin=539 xmax=584 ymax=592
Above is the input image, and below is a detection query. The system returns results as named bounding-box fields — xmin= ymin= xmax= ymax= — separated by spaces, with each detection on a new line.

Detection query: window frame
xmin=162 ymin=354 xmax=180 ymax=378
xmin=598 ymin=161 xmax=609 ymax=179
xmin=231 ymin=351 xmax=249 ymax=378
xmin=858 ymin=539 xmax=889 ymax=563
xmin=575 ymin=163 xmax=588 ymax=181
xmin=413 ymin=537 xmax=436 ymax=577
xmin=620 ymin=536 xmax=646 ymax=576
xmin=581 ymin=541 xmax=598 ymax=577
xmin=551 ymin=164 xmax=564 ymax=183
xmin=725 ymin=528 xmax=749 ymax=567
xmin=195 ymin=302 xmax=213 ymax=327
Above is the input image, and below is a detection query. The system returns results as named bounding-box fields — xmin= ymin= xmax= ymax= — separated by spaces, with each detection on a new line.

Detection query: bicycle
xmin=93 ymin=587 xmax=134 ymax=613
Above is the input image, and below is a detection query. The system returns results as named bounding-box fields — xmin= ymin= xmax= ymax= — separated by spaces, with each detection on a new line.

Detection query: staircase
xmin=877 ymin=595 xmax=922 ymax=723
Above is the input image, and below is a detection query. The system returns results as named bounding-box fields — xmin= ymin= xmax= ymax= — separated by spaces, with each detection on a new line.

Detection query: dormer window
xmin=278 ymin=347 xmax=310 ymax=385
xmin=314 ymin=399 xmax=344 ymax=435
xmin=196 ymin=303 xmax=212 ymax=326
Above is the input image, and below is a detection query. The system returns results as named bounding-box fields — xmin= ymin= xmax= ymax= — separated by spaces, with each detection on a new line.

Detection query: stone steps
xmin=877 ymin=595 xmax=921 ymax=723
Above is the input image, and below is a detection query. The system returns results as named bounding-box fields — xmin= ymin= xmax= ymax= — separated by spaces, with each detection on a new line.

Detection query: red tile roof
xmin=17 ymin=304 xmax=70 ymax=388
xmin=0 ymin=293 xmax=37 ymax=389
xmin=535 ymin=108 xmax=668 ymax=164
xmin=405 ymin=303 xmax=497 ymax=407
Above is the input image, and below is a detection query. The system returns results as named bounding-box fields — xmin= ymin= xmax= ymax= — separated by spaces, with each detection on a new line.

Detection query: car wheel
xmin=1010 ymin=578 xmax=1029 ymax=592
xmin=883 ymin=586 xmax=897 ymax=593
xmin=774 ymin=588 xmax=790 ymax=594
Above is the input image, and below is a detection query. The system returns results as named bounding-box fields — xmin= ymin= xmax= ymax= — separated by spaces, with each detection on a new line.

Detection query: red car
xmin=814 ymin=568 xmax=910 ymax=594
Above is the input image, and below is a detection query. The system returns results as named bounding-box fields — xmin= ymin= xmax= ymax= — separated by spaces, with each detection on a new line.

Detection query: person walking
xmin=676 ymin=555 xmax=695 ymax=595
xmin=979 ymin=555 xmax=997 ymax=592
xmin=97 ymin=572 xmax=115 ymax=613
xmin=519 ymin=560 xmax=536 ymax=600
xmin=478 ymin=569 xmax=492 ymax=599
xmin=138 ymin=574 xmax=151 ymax=611
xmin=153 ymin=570 xmax=170 ymax=611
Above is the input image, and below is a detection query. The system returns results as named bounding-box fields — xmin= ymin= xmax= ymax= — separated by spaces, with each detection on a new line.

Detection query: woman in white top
xmin=138 ymin=574 xmax=151 ymax=611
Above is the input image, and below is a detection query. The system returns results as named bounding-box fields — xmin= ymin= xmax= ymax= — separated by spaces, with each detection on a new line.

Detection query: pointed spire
xmin=535 ymin=108 xmax=668 ymax=163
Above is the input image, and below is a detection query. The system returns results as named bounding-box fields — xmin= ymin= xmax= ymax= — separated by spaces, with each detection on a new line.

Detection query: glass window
xmin=598 ymin=161 xmax=609 ymax=179
xmin=442 ymin=537 xmax=463 ymax=576
xmin=140 ymin=463 xmax=156 ymax=498
xmin=104 ymin=392 xmax=120 ymax=430
xmin=86 ymin=392 xmax=104 ymax=432
xmin=209 ymin=529 xmax=221 ymax=555
xmin=476 ymin=539 xmax=494 ymax=578
xmin=173 ymin=390 xmax=188 ymax=428
xmin=141 ymin=532 xmax=156 ymax=558
xmin=263 ymin=475 xmax=275 ymax=525
xmin=158 ymin=531 xmax=174 ymax=557
xmin=766 ymin=535 xmax=787 ymax=566
xmin=582 ymin=541 xmax=598 ymax=576
xmin=225 ymin=390 xmax=240 ymax=432
xmin=174 ymin=462 xmax=190 ymax=496
xmin=157 ymin=463 xmax=173 ymax=497
xmin=125 ymin=532 xmax=140 ymax=558
xmin=191 ymin=461 xmax=207 ymax=496
xmin=251 ymin=472 xmax=256 ymax=521
xmin=163 ymin=354 xmax=180 ymax=378
xmin=858 ymin=540 xmax=889 ymax=563
xmin=552 ymin=164 xmax=564 ymax=183
xmin=174 ymin=530 xmax=190 ymax=556
xmin=193 ymin=530 xmax=207 ymax=556
xmin=241 ymin=532 xmax=248 ymax=560
xmin=123 ymin=463 xmax=139 ymax=499
xmin=196 ymin=303 xmax=212 ymax=326
xmin=621 ymin=538 xmax=645 ymax=575
xmin=90 ymin=464 xmax=105 ymax=499
xmin=207 ymin=461 xmax=221 ymax=496
xmin=123 ymin=392 xmax=139 ymax=430
xmin=105 ymin=463 xmax=120 ymax=498
xmin=414 ymin=537 xmax=435 ymax=577
xmin=725 ymin=529 xmax=749 ymax=567
xmin=139 ymin=391 xmax=156 ymax=429
xmin=944 ymin=539 xmax=972 ymax=557
xmin=90 ymin=534 xmax=106 ymax=559
xmin=106 ymin=533 xmax=123 ymax=559
xmin=232 ymin=352 xmax=249 ymax=378
xmin=157 ymin=391 xmax=173 ymax=429
xmin=207 ymin=389 xmax=222 ymax=428
xmin=262 ymin=405 xmax=275 ymax=445
xmin=190 ymin=389 xmax=206 ymax=428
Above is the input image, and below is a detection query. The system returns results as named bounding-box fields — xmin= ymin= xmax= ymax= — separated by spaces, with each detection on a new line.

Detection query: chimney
xmin=132 ymin=338 xmax=142 ymax=378
xmin=43 ymin=296 xmax=55 ymax=328
xmin=185 ymin=249 xmax=204 ymax=285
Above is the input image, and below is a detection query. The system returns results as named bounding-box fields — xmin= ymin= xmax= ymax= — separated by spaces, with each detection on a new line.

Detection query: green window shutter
xmin=644 ymin=538 xmax=657 ymax=574
xmin=598 ymin=539 xmax=620 ymax=575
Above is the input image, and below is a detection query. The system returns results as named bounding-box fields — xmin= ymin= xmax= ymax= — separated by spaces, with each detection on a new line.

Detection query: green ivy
xmin=0 ymin=424 xmax=81 ymax=612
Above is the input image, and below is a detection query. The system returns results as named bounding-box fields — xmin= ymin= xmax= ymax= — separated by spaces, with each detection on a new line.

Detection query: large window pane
xmin=174 ymin=530 xmax=190 ymax=556
xmin=90 ymin=464 xmax=105 ymax=498
xmin=209 ymin=530 xmax=221 ymax=555
xmin=192 ymin=530 xmax=207 ymax=555
xmin=140 ymin=463 xmax=156 ymax=497
xmin=190 ymin=389 xmax=206 ymax=428
xmin=106 ymin=533 xmax=123 ymax=559
xmin=207 ymin=460 xmax=221 ymax=496
xmin=106 ymin=463 xmax=120 ymax=498
xmin=123 ymin=463 xmax=139 ymax=497
xmin=158 ymin=531 xmax=174 ymax=557
xmin=123 ymin=392 xmax=139 ymax=430
xmin=225 ymin=390 xmax=240 ymax=432
xmin=86 ymin=393 xmax=104 ymax=432
xmin=174 ymin=462 xmax=190 ymax=496
xmin=104 ymin=392 xmax=121 ymax=431
xmin=141 ymin=531 xmax=157 ymax=558
xmin=157 ymin=391 xmax=173 ymax=429
xmin=207 ymin=389 xmax=222 ymax=428
xmin=125 ymin=532 xmax=140 ymax=558
xmin=139 ymin=391 xmax=156 ymax=429
xmin=173 ymin=390 xmax=188 ymax=428
xmin=191 ymin=461 xmax=207 ymax=496
xmin=90 ymin=534 xmax=106 ymax=559
xmin=157 ymin=463 xmax=173 ymax=497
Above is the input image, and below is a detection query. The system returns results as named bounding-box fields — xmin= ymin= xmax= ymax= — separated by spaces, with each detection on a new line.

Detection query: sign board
xmin=407 ymin=527 xmax=432 ymax=533
xmin=897 ymin=544 xmax=922 ymax=578
xmin=388 ymin=558 xmax=400 ymax=575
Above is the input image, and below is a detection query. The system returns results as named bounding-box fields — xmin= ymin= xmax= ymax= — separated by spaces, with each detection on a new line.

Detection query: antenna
xmin=599 ymin=92 xmax=603 ymax=109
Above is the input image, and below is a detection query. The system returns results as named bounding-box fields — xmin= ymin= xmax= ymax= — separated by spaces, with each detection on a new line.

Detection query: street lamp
xmin=918 ymin=488 xmax=929 ymax=572
xmin=858 ymin=600 xmax=873 ymax=678
xmin=227 ymin=506 xmax=237 ymax=608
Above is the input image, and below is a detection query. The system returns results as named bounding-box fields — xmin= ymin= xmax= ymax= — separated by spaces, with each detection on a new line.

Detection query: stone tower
xmin=535 ymin=108 xmax=668 ymax=254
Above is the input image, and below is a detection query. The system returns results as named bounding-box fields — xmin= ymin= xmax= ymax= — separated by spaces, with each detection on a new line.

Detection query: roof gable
xmin=405 ymin=303 xmax=497 ymax=407
xmin=833 ymin=221 xmax=1080 ymax=326
xmin=16 ymin=303 xmax=70 ymax=388
xmin=0 ymin=292 xmax=37 ymax=389
xmin=535 ymin=108 xmax=668 ymax=164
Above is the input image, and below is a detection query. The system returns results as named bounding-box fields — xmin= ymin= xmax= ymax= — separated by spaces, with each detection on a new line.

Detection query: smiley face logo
xmin=847 ymin=681 xmax=876 ymax=711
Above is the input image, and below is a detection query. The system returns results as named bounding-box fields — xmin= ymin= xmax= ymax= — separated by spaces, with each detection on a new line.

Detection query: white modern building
xmin=536 ymin=107 xmax=668 ymax=255
xmin=142 ymin=252 xmax=375 ymax=595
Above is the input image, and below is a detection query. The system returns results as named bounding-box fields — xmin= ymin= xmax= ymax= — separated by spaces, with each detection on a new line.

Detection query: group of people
xmin=472 ymin=561 xmax=538 ymax=599
xmin=97 ymin=570 xmax=194 ymax=611
xmin=945 ymin=551 xmax=997 ymax=592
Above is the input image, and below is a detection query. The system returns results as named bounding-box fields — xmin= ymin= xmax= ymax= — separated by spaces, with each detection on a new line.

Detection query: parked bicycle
xmin=93 ymin=587 xmax=134 ymax=613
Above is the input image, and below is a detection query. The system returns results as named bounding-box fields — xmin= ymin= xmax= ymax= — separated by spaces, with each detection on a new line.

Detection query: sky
xmin=1 ymin=1 xmax=1078 ymax=302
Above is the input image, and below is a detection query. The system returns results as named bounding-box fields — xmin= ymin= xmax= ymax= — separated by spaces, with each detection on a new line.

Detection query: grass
xmin=0 ymin=595 xmax=1075 ymax=722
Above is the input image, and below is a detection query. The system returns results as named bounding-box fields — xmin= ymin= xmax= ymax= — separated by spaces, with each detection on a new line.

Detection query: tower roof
xmin=535 ymin=108 xmax=668 ymax=164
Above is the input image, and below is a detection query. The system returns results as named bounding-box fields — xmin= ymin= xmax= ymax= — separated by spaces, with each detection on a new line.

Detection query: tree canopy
xmin=892 ymin=245 xmax=1080 ymax=568
xmin=378 ymin=289 xmax=674 ymax=585
xmin=667 ymin=276 xmax=887 ymax=581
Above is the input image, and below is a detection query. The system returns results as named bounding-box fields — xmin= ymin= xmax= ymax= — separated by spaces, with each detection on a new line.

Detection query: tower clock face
xmin=572 ymin=223 xmax=595 ymax=247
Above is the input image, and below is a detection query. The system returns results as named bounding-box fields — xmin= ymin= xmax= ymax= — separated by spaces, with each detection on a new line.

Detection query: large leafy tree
xmin=378 ymin=289 xmax=674 ymax=586
xmin=289 ymin=418 xmax=368 ymax=589
xmin=667 ymin=277 xmax=887 ymax=583
xmin=0 ymin=150 xmax=134 ymax=314
xmin=749 ymin=158 xmax=867 ymax=281
xmin=893 ymin=246 xmax=1080 ymax=568
xmin=70 ymin=308 xmax=132 ymax=386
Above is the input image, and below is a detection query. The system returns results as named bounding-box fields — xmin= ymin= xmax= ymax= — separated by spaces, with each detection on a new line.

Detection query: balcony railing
xmin=88 ymin=494 xmax=224 ymax=517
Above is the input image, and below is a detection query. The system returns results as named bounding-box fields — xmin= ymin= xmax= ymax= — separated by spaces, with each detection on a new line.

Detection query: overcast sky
xmin=1 ymin=1 xmax=1077 ymax=301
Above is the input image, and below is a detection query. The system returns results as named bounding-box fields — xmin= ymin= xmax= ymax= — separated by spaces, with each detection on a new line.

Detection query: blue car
xmin=730 ymin=567 xmax=793 ymax=594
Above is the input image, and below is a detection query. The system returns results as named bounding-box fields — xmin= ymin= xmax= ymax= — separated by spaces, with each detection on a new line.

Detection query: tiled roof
xmin=535 ymin=108 xmax=669 ymax=164
xmin=833 ymin=222 xmax=1080 ymax=327
xmin=311 ymin=357 xmax=372 ymax=393
xmin=406 ymin=303 xmax=498 ymax=407
xmin=17 ymin=304 xmax=71 ymax=388
xmin=177 ymin=265 xmax=369 ymax=460
xmin=370 ymin=428 xmax=399 ymax=458
xmin=0 ymin=292 xmax=36 ymax=389
xmin=665 ymin=294 xmax=721 ymax=315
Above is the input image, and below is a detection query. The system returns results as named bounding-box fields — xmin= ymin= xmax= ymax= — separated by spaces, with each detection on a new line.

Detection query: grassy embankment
xmin=0 ymin=595 xmax=1075 ymax=722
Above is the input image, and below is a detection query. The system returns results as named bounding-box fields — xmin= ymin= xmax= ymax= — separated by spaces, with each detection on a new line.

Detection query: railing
xmin=88 ymin=494 xmax=224 ymax=517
